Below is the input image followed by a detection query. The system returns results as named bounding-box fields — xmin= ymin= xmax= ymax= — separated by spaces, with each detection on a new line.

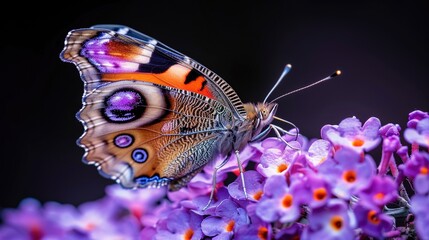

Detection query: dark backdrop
xmin=1 ymin=1 xmax=428 ymax=209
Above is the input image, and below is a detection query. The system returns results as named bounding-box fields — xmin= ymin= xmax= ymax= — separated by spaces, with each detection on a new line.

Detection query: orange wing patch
xmin=105 ymin=40 xmax=153 ymax=64
xmin=102 ymin=64 xmax=214 ymax=99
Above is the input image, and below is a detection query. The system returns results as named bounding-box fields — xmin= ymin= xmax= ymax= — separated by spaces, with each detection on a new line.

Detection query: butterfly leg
xmin=250 ymin=125 xmax=273 ymax=142
xmin=272 ymin=116 xmax=300 ymax=140
xmin=202 ymin=154 xmax=231 ymax=211
xmin=271 ymin=124 xmax=301 ymax=150
xmin=235 ymin=150 xmax=249 ymax=200
xmin=272 ymin=124 xmax=299 ymax=140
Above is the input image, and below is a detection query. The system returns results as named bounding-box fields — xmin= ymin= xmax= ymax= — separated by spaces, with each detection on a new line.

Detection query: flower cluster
xmin=1 ymin=110 xmax=429 ymax=239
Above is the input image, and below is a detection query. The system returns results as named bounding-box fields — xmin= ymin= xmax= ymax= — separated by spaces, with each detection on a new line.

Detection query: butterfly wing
xmin=77 ymin=79 xmax=234 ymax=189
xmin=60 ymin=25 xmax=242 ymax=190
xmin=60 ymin=25 xmax=247 ymax=118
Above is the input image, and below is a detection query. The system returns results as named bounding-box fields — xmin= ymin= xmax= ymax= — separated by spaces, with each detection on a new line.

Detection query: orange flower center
xmin=342 ymin=170 xmax=357 ymax=183
xmin=257 ymin=226 xmax=268 ymax=240
xmin=374 ymin=192 xmax=384 ymax=200
xmin=313 ymin=187 xmax=328 ymax=201
xmin=420 ymin=166 xmax=428 ymax=175
xmin=282 ymin=194 xmax=293 ymax=208
xmin=85 ymin=222 xmax=96 ymax=231
xmin=183 ymin=229 xmax=194 ymax=240
xmin=352 ymin=138 xmax=365 ymax=147
xmin=225 ymin=220 xmax=235 ymax=232
xmin=330 ymin=215 xmax=344 ymax=231
xmin=318 ymin=156 xmax=327 ymax=165
xmin=253 ymin=190 xmax=263 ymax=201
xmin=367 ymin=210 xmax=380 ymax=224
xmin=277 ymin=163 xmax=288 ymax=172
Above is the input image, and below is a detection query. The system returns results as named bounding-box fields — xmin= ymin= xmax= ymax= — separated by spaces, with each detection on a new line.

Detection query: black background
xmin=1 ymin=1 xmax=428 ymax=210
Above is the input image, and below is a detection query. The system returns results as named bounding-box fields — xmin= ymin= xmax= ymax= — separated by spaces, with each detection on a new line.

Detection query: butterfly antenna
xmin=263 ymin=64 xmax=292 ymax=103
xmin=269 ymin=70 xmax=341 ymax=104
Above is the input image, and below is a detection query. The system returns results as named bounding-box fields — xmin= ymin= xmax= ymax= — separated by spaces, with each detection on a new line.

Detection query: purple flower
xmin=380 ymin=128 xmax=402 ymax=157
xmin=256 ymin=146 xmax=299 ymax=178
xmin=183 ymin=146 xmax=260 ymax=205
xmin=69 ymin=198 xmax=141 ymax=239
xmin=397 ymin=146 xmax=410 ymax=163
xmin=407 ymin=110 xmax=429 ymax=129
xmin=141 ymin=226 xmax=157 ymax=240
xmin=353 ymin=201 xmax=394 ymax=239
xmin=377 ymin=123 xmax=403 ymax=176
xmin=0 ymin=198 xmax=64 ymax=239
xmin=359 ymin=175 xmax=398 ymax=207
xmin=292 ymin=170 xmax=332 ymax=209
xmin=379 ymin=123 xmax=401 ymax=138
xmin=89 ymin=218 xmax=141 ymax=240
xmin=43 ymin=201 xmax=81 ymax=232
xmin=253 ymin=130 xmax=308 ymax=153
xmin=274 ymin=223 xmax=304 ymax=240
xmin=171 ymin=149 xmax=258 ymax=208
xmin=155 ymin=208 xmax=204 ymax=240
xmin=204 ymin=144 xmax=259 ymax=177
xmin=381 ymin=134 xmax=402 ymax=153
xmin=73 ymin=199 xmax=118 ymax=232
xmin=0 ymin=197 xmax=141 ymax=239
xmin=228 ymin=170 xmax=265 ymax=202
xmin=140 ymin=201 xmax=172 ymax=228
xmin=411 ymin=194 xmax=429 ymax=240
xmin=317 ymin=147 xmax=376 ymax=199
xmin=106 ymin=184 xmax=167 ymax=221
xmin=234 ymin=224 xmax=270 ymax=240
xmin=201 ymin=199 xmax=249 ymax=239
xmin=400 ymin=151 xmax=429 ymax=195
xmin=234 ymin=204 xmax=272 ymax=240
xmin=302 ymin=199 xmax=355 ymax=240
xmin=404 ymin=118 xmax=429 ymax=148
xmin=305 ymin=139 xmax=332 ymax=167
xmin=2 ymin=109 xmax=427 ymax=240
xmin=181 ymin=186 xmax=230 ymax=215
xmin=255 ymin=175 xmax=303 ymax=223
xmin=0 ymin=226 xmax=29 ymax=240
xmin=168 ymin=173 xmax=220 ymax=207
xmin=321 ymin=116 xmax=381 ymax=152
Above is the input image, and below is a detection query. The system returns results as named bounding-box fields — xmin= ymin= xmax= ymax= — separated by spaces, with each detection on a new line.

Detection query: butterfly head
xmin=244 ymin=102 xmax=278 ymax=138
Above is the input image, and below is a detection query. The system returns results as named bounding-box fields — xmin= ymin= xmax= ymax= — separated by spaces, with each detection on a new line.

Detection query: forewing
xmin=60 ymin=25 xmax=246 ymax=118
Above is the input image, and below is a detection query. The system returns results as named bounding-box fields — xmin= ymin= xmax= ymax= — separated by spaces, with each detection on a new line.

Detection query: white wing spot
xmin=117 ymin=27 xmax=130 ymax=35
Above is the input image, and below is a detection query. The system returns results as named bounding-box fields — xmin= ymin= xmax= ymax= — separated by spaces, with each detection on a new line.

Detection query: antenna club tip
xmin=286 ymin=64 xmax=292 ymax=68
xmin=330 ymin=70 xmax=342 ymax=77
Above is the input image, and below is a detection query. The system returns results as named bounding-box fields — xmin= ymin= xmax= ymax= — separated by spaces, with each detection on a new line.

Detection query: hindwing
xmin=79 ymin=80 xmax=233 ymax=189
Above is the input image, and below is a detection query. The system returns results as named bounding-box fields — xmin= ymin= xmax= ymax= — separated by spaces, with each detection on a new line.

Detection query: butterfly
xmin=60 ymin=24 xmax=339 ymax=201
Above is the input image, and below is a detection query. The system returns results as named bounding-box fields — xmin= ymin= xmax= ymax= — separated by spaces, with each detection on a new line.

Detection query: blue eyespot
xmin=132 ymin=148 xmax=148 ymax=163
